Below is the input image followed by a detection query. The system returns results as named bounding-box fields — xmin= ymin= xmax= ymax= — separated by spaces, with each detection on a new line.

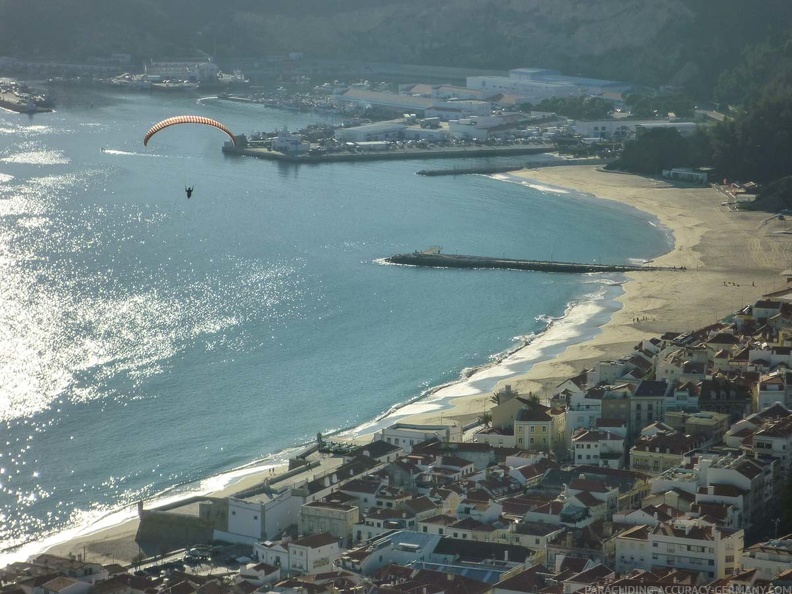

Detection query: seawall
xmin=222 ymin=144 xmax=554 ymax=164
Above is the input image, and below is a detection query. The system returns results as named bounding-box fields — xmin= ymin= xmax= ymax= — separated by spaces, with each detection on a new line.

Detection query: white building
xmin=614 ymin=524 xmax=652 ymax=574
xmin=571 ymin=429 xmax=624 ymax=468
xmin=338 ymin=530 xmax=441 ymax=575
xmin=220 ymin=489 xmax=303 ymax=544
xmin=752 ymin=415 xmax=792 ymax=472
xmin=271 ymin=126 xmax=309 ymax=154
xmin=287 ymin=532 xmax=340 ymax=575
xmin=565 ymin=389 xmax=604 ymax=447
xmin=375 ymin=423 xmax=463 ymax=453
xmin=648 ymin=520 xmax=743 ymax=579
xmin=740 ymin=535 xmax=792 ymax=580
xmin=334 ymin=121 xmax=408 ymax=142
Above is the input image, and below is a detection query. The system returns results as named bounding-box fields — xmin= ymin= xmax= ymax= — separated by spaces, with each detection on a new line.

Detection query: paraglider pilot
xmin=185 ymin=186 xmax=194 ymax=199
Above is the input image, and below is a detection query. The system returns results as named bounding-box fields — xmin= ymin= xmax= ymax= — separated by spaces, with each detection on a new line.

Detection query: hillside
xmin=1 ymin=0 xmax=791 ymax=95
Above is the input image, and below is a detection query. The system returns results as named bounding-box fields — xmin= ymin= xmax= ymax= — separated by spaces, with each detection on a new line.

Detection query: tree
xmin=610 ymin=128 xmax=693 ymax=174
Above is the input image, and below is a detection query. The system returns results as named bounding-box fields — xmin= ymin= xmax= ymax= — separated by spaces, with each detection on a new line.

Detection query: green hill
xmin=1 ymin=0 xmax=791 ymax=96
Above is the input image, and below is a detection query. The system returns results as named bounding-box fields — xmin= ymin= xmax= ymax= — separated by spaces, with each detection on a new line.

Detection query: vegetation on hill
xmin=1 ymin=0 xmax=791 ymax=95
xmin=610 ymin=21 xmax=792 ymax=193
xmin=743 ymin=177 xmax=792 ymax=213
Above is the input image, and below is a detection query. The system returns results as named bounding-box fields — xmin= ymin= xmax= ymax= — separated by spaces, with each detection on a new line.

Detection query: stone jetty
xmin=385 ymin=249 xmax=680 ymax=274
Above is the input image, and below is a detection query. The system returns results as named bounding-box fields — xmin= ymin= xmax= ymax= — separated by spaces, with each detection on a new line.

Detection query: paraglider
xmin=143 ymin=115 xmax=236 ymax=147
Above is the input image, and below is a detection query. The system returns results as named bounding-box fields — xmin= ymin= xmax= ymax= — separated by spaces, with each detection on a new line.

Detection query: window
xmin=530 ymin=438 xmax=535 ymax=445
xmin=530 ymin=426 xmax=535 ymax=432
xmin=542 ymin=426 xmax=547 ymax=432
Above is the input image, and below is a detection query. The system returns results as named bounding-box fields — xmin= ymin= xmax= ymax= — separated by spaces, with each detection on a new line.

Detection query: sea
xmin=0 ymin=86 xmax=671 ymax=562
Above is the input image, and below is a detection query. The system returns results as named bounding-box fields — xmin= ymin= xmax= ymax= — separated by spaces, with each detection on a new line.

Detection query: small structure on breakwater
xmin=385 ymin=248 xmax=682 ymax=274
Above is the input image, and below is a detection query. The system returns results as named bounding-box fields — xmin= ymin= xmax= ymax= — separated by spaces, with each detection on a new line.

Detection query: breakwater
xmin=385 ymin=251 xmax=680 ymax=274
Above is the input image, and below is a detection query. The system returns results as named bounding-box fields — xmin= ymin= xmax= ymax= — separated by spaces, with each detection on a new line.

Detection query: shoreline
xmin=397 ymin=166 xmax=791 ymax=426
xmin=7 ymin=165 xmax=792 ymax=568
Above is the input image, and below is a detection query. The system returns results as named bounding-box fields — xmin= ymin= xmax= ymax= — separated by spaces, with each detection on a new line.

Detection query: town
xmin=4 ymin=273 xmax=792 ymax=594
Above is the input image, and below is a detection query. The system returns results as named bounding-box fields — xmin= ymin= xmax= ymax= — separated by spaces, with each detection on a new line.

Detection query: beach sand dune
xmin=36 ymin=166 xmax=792 ymax=567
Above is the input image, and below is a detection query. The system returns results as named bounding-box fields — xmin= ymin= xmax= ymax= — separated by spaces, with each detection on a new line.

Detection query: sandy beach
xmin=401 ymin=166 xmax=792 ymax=426
xmin=30 ymin=165 xmax=792 ymax=567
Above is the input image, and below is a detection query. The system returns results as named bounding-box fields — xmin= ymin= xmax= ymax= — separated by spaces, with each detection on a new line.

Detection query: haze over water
xmin=0 ymin=87 xmax=670 ymax=556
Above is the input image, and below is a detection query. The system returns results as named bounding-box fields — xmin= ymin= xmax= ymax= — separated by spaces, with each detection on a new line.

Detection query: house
xmin=511 ymin=401 xmax=564 ymax=453
xmin=337 ymin=531 xmax=441 ymax=575
xmin=41 ymin=578 xmax=91 ymax=594
xmin=375 ymin=423 xmax=463 ymax=453
xmin=18 ymin=556 xmax=108 ymax=585
xmin=664 ymin=411 xmax=730 ymax=446
xmin=287 ymin=532 xmax=340 ymax=575
xmin=752 ymin=415 xmax=792 ymax=471
xmin=630 ymin=380 xmax=670 ymax=438
xmin=545 ymin=521 xmax=618 ymax=569
xmin=562 ymin=479 xmax=616 ymax=524
xmin=571 ymin=429 xmax=625 ymax=469
xmin=337 ymin=478 xmax=382 ymax=512
xmin=357 ymin=507 xmax=417 ymax=541
xmin=91 ymin=578 xmax=131 ymax=594
xmin=490 ymin=563 xmax=549 ymax=594
xmin=755 ymin=371 xmax=792 ymax=411
xmin=510 ymin=523 xmax=565 ymax=563
xmin=698 ymin=376 xmax=753 ymax=421
xmin=562 ymin=564 xmax=616 ymax=593
xmin=612 ymin=504 xmax=682 ymax=526
xmin=236 ymin=562 xmax=280 ymax=586
xmin=647 ymin=520 xmax=744 ymax=579
xmin=564 ymin=388 xmax=605 ymax=447
xmin=630 ymin=431 xmax=698 ymax=476
xmin=613 ymin=525 xmax=652 ymax=574
xmin=254 ymin=539 xmax=290 ymax=569
xmin=664 ymin=381 xmax=700 ymax=413
xmin=343 ymin=440 xmax=403 ymax=464
xmin=299 ymin=500 xmax=359 ymax=548
xmin=740 ymin=534 xmax=792 ymax=580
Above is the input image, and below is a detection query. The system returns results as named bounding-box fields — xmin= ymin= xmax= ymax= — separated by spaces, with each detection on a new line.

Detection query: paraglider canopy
xmin=144 ymin=115 xmax=236 ymax=147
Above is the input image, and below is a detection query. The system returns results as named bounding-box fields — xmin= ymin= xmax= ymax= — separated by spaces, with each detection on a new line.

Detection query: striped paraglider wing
xmin=143 ymin=115 xmax=236 ymax=146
